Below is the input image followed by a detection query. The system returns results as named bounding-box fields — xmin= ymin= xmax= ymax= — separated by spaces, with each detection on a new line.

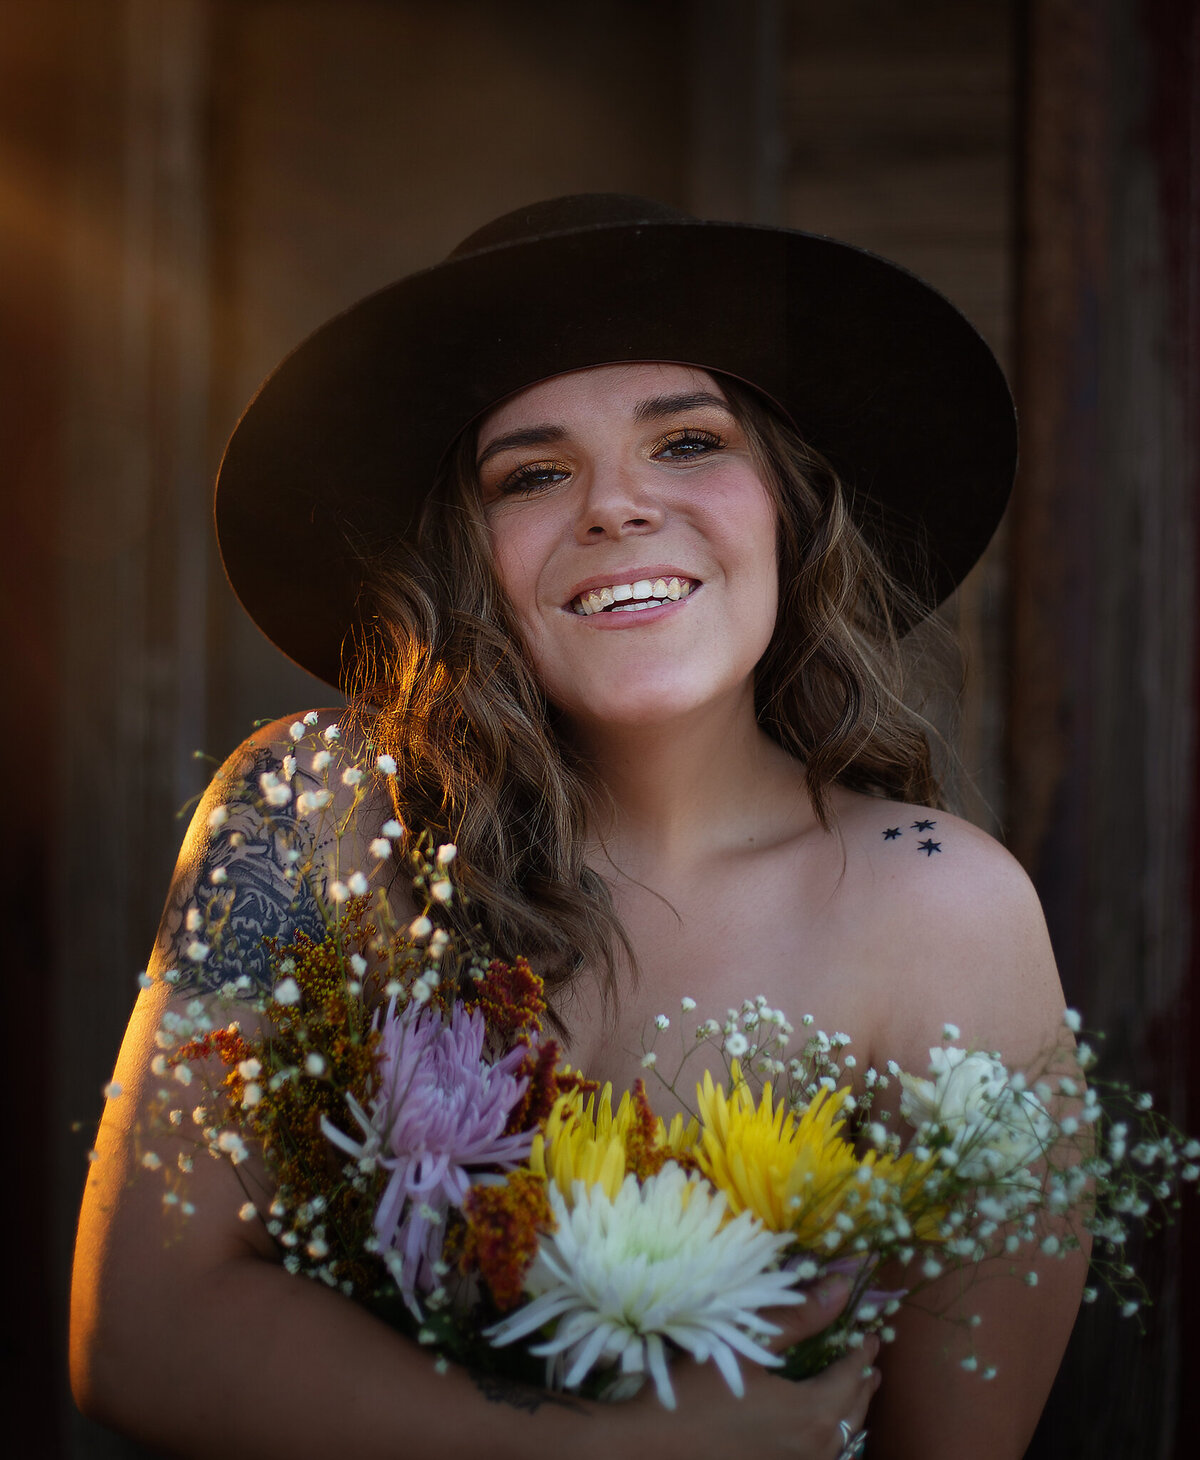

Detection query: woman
xmin=71 ymin=195 xmax=1084 ymax=1459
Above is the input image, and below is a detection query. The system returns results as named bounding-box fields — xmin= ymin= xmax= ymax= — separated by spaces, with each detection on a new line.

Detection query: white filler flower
xmin=487 ymin=1164 xmax=802 ymax=1409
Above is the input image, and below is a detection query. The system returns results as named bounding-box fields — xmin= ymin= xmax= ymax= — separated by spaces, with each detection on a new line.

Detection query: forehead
xmin=476 ymin=362 xmax=728 ymax=443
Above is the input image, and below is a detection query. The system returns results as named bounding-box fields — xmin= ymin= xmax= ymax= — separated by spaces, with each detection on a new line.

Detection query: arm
xmin=71 ymin=718 xmax=878 ymax=1460
xmin=859 ymin=817 xmax=1087 ymax=1460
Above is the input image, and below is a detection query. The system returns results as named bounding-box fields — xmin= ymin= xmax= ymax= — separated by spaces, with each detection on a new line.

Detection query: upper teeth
xmin=572 ymin=577 xmax=695 ymax=616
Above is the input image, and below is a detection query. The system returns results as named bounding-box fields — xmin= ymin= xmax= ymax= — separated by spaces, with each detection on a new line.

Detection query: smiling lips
xmin=570 ymin=576 xmax=697 ymax=616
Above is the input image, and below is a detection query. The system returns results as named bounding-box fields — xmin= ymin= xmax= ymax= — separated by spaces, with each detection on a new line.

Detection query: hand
xmin=765 ymin=1269 xmax=866 ymax=1355
xmin=592 ymin=1276 xmax=881 ymax=1460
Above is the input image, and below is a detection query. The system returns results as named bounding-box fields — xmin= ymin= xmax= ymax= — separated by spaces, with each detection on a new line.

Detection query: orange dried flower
xmin=460 ymin=1170 xmax=553 ymax=1313
xmin=463 ymin=957 xmax=546 ymax=1045
xmin=555 ymin=1068 xmax=601 ymax=1101
xmin=502 ymin=1039 xmax=565 ymax=1137
xmin=172 ymin=1025 xmax=253 ymax=1071
xmin=623 ymin=1079 xmax=677 ymax=1181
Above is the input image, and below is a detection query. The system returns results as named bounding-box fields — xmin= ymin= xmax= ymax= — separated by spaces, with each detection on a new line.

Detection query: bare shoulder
xmin=151 ymin=709 xmax=390 ymax=997
xmin=827 ymin=790 xmax=1066 ymax=1070
xmin=831 ymin=790 xmax=1040 ymax=920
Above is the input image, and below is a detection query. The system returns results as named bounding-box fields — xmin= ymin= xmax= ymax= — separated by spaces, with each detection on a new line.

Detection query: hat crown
xmin=446 ymin=192 xmax=692 ymax=260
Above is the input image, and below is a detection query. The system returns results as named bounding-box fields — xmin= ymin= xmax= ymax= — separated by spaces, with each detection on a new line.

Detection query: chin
xmin=559 ymin=675 xmax=754 ymax=737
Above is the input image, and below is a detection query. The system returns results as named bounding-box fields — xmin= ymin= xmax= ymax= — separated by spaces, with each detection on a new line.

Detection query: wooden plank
xmin=52 ymin=4 xmax=215 ymax=1456
xmin=782 ymin=0 xmax=1016 ymax=833
xmin=1 ymin=5 xmax=74 ymax=1451
xmin=1013 ymin=1 xmax=1199 ymax=1454
xmin=687 ymin=0 xmax=784 ymax=223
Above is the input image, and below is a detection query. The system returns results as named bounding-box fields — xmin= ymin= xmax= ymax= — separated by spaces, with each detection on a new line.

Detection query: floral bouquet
xmin=121 ymin=718 xmax=1200 ymax=1407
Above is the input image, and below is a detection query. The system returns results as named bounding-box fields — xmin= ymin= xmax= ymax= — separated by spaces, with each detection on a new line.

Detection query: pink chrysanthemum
xmin=323 ymin=1000 xmax=532 ymax=1310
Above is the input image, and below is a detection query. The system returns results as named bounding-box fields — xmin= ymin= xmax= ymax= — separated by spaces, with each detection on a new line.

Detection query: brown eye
xmin=653 ymin=429 xmax=724 ymax=461
xmin=498 ymin=461 xmax=571 ymax=496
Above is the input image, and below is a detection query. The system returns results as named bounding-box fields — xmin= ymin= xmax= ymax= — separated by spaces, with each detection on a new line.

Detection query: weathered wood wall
xmin=782 ymin=0 xmax=1016 ymax=834
xmin=1010 ymin=1 xmax=1199 ymax=1455
xmin=3 ymin=1 xmax=72 ymax=1444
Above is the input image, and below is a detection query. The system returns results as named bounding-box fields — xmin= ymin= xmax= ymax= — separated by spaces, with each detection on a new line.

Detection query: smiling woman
xmin=71 ymin=194 xmax=1082 ymax=1460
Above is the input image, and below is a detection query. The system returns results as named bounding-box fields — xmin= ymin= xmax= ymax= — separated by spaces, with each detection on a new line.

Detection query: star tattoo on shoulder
xmin=911 ymin=818 xmax=937 ymax=832
xmin=882 ymin=827 xmax=902 ymax=840
xmin=917 ymin=838 xmax=942 ymax=856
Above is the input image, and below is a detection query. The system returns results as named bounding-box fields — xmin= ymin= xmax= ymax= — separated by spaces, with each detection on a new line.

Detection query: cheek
xmin=748 ymin=497 xmax=787 ymax=665
xmin=739 ymin=486 xmax=782 ymax=598
xmin=488 ymin=519 xmax=537 ymax=608
xmin=741 ymin=493 xmax=782 ymax=657
xmin=754 ymin=569 xmax=781 ymax=664
xmin=487 ymin=517 xmax=558 ymax=657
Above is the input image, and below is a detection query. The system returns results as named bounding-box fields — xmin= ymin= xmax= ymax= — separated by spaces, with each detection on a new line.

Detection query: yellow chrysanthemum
xmin=696 ymin=1065 xmax=932 ymax=1256
xmin=660 ymin=1109 xmax=701 ymax=1160
xmin=530 ymin=1084 xmax=700 ymax=1206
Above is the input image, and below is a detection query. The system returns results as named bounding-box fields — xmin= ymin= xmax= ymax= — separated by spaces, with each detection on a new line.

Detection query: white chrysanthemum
xmin=899 ymin=1047 xmax=1055 ymax=1184
xmin=487 ymin=1164 xmax=802 ymax=1409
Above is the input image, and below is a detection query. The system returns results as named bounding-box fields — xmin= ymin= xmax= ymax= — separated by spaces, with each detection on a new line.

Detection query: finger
xmin=804 ymin=1338 xmax=881 ymax=1440
xmin=767 ymin=1273 xmax=858 ymax=1351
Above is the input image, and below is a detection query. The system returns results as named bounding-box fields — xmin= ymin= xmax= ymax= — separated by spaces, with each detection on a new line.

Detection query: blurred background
xmin=2 ymin=0 xmax=1197 ymax=1454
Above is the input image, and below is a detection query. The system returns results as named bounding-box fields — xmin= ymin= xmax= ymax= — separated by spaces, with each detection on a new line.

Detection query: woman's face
xmin=476 ymin=362 xmax=779 ymax=735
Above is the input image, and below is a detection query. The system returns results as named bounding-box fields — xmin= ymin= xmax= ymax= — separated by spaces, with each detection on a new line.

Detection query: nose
xmin=573 ymin=460 xmax=665 ymax=543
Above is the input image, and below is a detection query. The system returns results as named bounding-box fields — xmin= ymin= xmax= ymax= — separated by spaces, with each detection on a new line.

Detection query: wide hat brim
xmin=215 ymin=195 xmax=1016 ymax=690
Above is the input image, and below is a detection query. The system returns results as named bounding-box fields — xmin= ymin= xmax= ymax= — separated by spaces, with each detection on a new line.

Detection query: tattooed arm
xmin=152 ymin=740 xmax=333 ymax=998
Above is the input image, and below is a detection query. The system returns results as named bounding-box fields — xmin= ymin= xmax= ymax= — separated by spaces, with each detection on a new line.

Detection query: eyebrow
xmin=632 ymin=390 xmax=733 ymax=423
xmin=475 ymin=390 xmax=734 ymax=470
xmin=476 ymin=424 xmax=566 ymax=470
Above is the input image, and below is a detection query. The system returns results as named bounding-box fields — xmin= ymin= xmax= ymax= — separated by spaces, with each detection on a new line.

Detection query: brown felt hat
xmin=215 ymin=193 xmax=1017 ymax=689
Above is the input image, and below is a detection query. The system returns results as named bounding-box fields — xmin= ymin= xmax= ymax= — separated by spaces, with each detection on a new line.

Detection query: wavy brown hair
xmin=729 ymin=380 xmax=945 ymax=815
xmin=348 ymin=374 xmax=946 ymax=1024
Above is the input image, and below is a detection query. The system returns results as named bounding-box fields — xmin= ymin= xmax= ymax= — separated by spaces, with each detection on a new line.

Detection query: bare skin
xmin=72 ymin=363 xmax=1082 ymax=1458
